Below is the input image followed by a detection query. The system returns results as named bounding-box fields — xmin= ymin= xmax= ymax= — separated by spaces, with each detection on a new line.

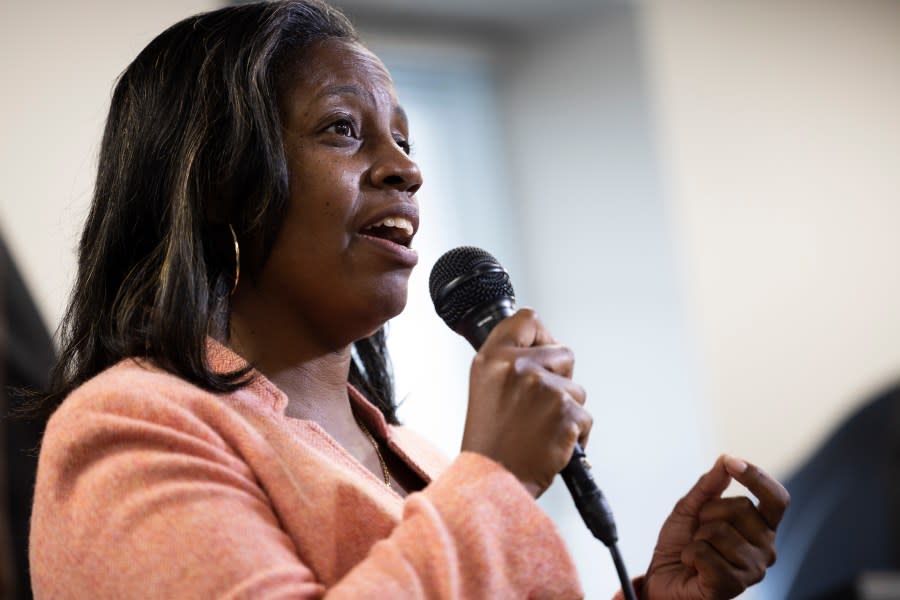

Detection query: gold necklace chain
xmin=354 ymin=414 xmax=391 ymax=487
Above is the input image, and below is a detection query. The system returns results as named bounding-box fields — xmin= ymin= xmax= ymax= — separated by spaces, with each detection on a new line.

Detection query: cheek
xmin=289 ymin=157 xmax=360 ymax=207
xmin=285 ymin=171 xmax=347 ymax=233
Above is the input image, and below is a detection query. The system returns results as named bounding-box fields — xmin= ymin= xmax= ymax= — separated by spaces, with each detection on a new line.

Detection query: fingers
xmin=684 ymin=456 xmax=785 ymax=599
xmin=681 ymin=538 xmax=763 ymax=599
xmin=525 ymin=368 xmax=585 ymax=405
xmin=672 ymin=455 xmax=732 ymax=518
xmin=724 ymin=457 xmax=791 ymax=529
xmin=480 ymin=307 xmax=558 ymax=351
xmin=693 ymin=519 xmax=774 ymax=572
xmin=565 ymin=393 xmax=593 ymax=448
xmin=698 ymin=497 xmax=777 ymax=559
xmin=520 ymin=369 xmax=591 ymax=448
xmin=513 ymin=357 xmax=588 ymax=446
xmin=520 ymin=345 xmax=576 ymax=379
xmin=646 ymin=455 xmax=787 ymax=600
xmin=481 ymin=308 xmax=577 ymax=379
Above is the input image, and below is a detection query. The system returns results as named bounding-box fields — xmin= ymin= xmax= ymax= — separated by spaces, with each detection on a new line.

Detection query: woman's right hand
xmin=460 ymin=308 xmax=591 ymax=498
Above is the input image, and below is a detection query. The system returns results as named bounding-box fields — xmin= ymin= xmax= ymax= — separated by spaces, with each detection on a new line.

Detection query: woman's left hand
xmin=641 ymin=455 xmax=789 ymax=600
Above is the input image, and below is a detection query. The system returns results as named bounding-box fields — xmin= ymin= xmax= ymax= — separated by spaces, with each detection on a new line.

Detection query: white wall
xmin=641 ymin=0 xmax=900 ymax=479
xmin=500 ymin=10 xmax=712 ymax=597
xmin=0 ymin=0 xmax=219 ymax=334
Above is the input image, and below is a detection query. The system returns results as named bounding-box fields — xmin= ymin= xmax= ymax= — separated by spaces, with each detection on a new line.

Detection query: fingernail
xmin=724 ymin=454 xmax=748 ymax=474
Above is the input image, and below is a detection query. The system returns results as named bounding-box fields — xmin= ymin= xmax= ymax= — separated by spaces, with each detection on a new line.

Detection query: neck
xmin=224 ymin=281 xmax=411 ymax=493
xmin=227 ymin=290 xmax=357 ymax=429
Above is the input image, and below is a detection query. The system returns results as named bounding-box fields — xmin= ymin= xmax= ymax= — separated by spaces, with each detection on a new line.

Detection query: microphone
xmin=428 ymin=246 xmax=619 ymax=547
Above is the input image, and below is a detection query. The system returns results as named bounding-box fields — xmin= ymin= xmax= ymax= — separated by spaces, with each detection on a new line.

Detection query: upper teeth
xmin=366 ymin=217 xmax=414 ymax=237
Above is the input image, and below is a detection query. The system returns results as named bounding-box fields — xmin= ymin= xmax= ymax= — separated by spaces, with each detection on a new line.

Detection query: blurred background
xmin=2 ymin=0 xmax=899 ymax=598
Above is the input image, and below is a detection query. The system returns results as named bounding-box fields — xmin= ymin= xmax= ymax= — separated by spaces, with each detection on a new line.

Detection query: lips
xmin=356 ymin=204 xmax=419 ymax=267
xmin=358 ymin=205 xmax=419 ymax=249
xmin=361 ymin=216 xmax=415 ymax=247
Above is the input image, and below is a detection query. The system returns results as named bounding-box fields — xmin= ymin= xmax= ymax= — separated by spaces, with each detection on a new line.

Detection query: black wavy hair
xmin=40 ymin=0 xmax=399 ymax=423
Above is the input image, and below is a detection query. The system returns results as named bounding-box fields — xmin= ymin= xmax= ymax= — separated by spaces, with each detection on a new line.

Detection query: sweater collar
xmin=204 ymin=337 xmax=391 ymax=438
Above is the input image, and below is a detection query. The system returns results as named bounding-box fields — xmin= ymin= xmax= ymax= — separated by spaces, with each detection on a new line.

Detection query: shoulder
xmin=68 ymin=357 xmax=210 ymax=402
xmin=34 ymin=360 xmax=267 ymax=525
xmin=55 ymin=358 xmax=211 ymax=417
xmin=30 ymin=361 xmax=308 ymax=599
xmin=44 ymin=359 xmax=244 ymax=459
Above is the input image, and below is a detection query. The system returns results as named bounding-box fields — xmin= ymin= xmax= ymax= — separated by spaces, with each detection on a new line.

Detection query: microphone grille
xmin=429 ymin=246 xmax=515 ymax=329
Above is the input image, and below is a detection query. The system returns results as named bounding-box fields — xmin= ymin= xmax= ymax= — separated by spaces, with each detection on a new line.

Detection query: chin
xmin=375 ymin=272 xmax=410 ymax=308
xmin=374 ymin=290 xmax=409 ymax=323
xmin=349 ymin=280 xmax=407 ymax=336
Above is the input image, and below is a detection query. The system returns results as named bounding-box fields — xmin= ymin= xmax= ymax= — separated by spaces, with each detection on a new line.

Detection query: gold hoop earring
xmin=229 ymin=224 xmax=240 ymax=295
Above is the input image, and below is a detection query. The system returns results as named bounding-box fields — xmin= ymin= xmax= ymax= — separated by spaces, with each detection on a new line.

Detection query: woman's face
xmin=249 ymin=39 xmax=423 ymax=349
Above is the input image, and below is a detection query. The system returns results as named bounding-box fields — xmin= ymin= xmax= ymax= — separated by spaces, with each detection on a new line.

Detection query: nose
xmin=369 ymin=141 xmax=423 ymax=195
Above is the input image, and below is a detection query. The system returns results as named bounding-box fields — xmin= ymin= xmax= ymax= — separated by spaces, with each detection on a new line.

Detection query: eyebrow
xmin=316 ymin=84 xmax=367 ymax=101
xmin=393 ymin=105 xmax=409 ymax=128
xmin=317 ymin=84 xmax=409 ymax=127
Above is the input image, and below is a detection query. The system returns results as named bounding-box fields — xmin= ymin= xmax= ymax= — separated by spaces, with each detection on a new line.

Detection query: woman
xmin=29 ymin=1 xmax=788 ymax=598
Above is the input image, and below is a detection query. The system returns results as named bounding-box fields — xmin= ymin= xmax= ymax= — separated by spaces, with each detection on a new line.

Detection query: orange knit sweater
xmin=30 ymin=341 xmax=583 ymax=598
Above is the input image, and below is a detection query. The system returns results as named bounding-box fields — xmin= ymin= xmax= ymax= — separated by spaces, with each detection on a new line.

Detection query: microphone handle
xmin=561 ymin=443 xmax=618 ymax=546
xmin=456 ymin=300 xmax=619 ymax=546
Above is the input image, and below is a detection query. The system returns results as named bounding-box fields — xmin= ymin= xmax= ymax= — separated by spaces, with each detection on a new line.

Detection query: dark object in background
xmin=759 ymin=383 xmax=900 ymax=599
xmin=0 ymin=237 xmax=55 ymax=600
xmin=817 ymin=572 xmax=900 ymax=600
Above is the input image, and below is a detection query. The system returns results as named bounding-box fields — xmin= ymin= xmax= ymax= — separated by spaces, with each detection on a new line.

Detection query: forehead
xmin=280 ymin=39 xmax=398 ymax=110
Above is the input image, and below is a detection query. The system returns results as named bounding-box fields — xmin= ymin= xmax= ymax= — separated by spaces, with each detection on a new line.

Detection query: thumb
xmin=673 ymin=455 xmax=733 ymax=518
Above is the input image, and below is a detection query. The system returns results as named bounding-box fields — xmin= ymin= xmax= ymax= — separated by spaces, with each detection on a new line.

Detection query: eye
xmin=324 ymin=118 xmax=357 ymax=138
xmin=395 ymin=137 xmax=413 ymax=156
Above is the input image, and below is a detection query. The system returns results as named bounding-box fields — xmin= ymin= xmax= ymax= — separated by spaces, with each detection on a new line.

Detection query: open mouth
xmin=360 ymin=216 xmax=415 ymax=248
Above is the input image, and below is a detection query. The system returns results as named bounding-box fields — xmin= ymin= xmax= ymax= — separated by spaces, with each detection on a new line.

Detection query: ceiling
xmin=327 ymin=0 xmax=621 ymax=37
